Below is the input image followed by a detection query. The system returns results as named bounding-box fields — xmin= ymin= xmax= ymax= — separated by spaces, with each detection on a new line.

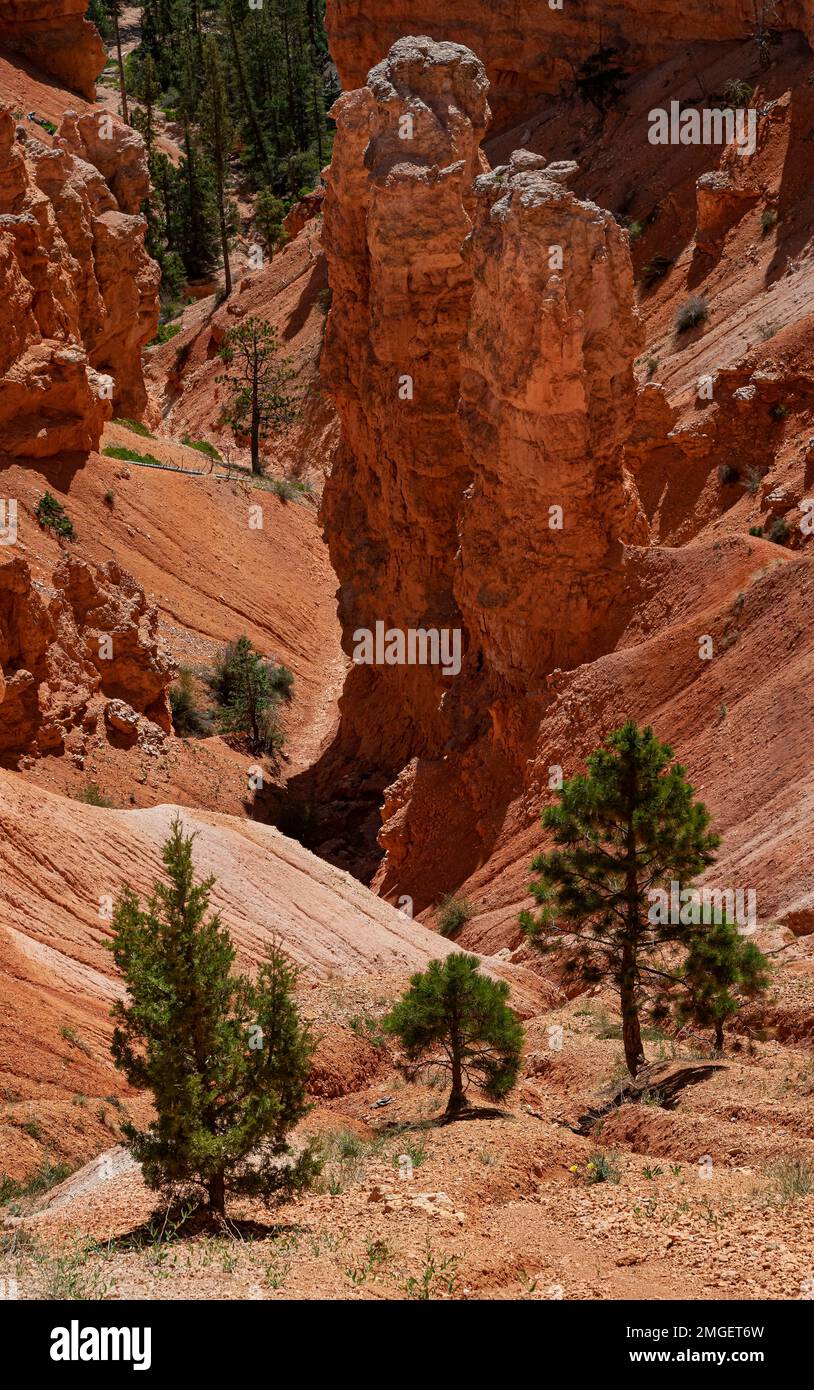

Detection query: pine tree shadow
xmin=104 ymin=1198 xmax=308 ymax=1249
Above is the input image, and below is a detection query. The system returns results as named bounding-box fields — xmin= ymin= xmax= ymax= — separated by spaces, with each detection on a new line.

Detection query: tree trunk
xmin=207 ymin=1171 xmax=225 ymax=1217
xmin=621 ymin=947 xmax=645 ymax=1078
xmin=214 ymin=166 xmax=231 ymax=299
xmin=446 ymin=1033 xmax=466 ymax=1115
xmin=114 ymin=17 xmax=129 ymax=123
xmin=250 ymin=373 xmax=261 ymax=474
xmin=714 ymin=1020 xmax=725 ymax=1054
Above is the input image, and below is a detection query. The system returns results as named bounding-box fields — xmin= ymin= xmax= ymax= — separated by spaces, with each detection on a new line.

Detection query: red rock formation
xmin=57 ymin=109 xmax=150 ymax=215
xmin=0 ymin=549 xmax=173 ymax=757
xmin=0 ymin=105 xmax=158 ymax=456
xmin=0 ymin=1 xmax=106 ymax=101
xmin=319 ymin=39 xmax=649 ymax=885
xmin=321 ymin=37 xmax=490 ymax=768
xmin=326 ymin=1 xmax=814 ymax=130
xmin=456 ymin=150 xmax=647 ymax=689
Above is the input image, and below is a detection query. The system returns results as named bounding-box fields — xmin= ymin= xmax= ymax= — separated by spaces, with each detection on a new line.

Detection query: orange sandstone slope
xmin=0 ymin=771 xmax=543 ymax=1180
xmin=1 ymin=436 xmax=344 ymax=806
xmin=144 ymin=200 xmax=336 ymax=492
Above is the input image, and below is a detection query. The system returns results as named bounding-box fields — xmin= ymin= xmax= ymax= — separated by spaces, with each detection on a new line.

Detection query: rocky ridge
xmin=0 ymin=103 xmax=158 ymax=458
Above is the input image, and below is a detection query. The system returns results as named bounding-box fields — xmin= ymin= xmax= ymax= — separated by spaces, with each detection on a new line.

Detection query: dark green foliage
xmin=575 ymin=46 xmax=627 ymax=112
xmin=436 ymin=894 xmax=475 ymax=939
xmin=520 ymin=721 xmax=719 ymax=1078
xmin=255 ymin=188 xmax=289 ymax=252
xmin=381 ymin=954 xmax=523 ymax=1116
xmin=86 ymin=0 xmax=113 ymax=40
xmin=209 ymin=636 xmax=286 ymax=754
xmin=150 ymin=321 xmax=183 ymax=345
xmin=767 ymin=515 xmax=790 ymax=545
xmin=35 ymin=492 xmax=76 ymax=541
xmin=133 ymin=2 xmax=334 ymax=196
xmin=108 ymin=818 xmax=319 ymax=1216
xmin=673 ymin=917 xmax=769 ymax=1052
xmin=170 ymin=667 xmax=211 ymax=736
xmin=218 ymin=317 xmax=298 ymax=474
xmin=641 ymin=254 xmax=673 ymax=286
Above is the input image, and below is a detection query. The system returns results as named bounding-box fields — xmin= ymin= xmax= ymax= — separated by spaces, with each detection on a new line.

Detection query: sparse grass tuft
xmin=766 ymin=1155 xmax=814 ymax=1203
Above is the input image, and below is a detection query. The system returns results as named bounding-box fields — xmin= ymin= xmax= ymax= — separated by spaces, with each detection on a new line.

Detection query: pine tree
xmin=382 ymin=954 xmax=523 ymax=1117
xmin=201 ymin=36 xmax=235 ymax=298
xmin=109 ymin=817 xmax=318 ymax=1218
xmin=215 ymin=635 xmax=282 ymax=754
xmin=674 ymin=917 xmax=769 ymax=1054
xmin=217 ymin=317 xmax=298 ymax=473
xmin=520 ymin=721 xmax=719 ymax=1078
xmin=254 ymin=188 xmax=288 ymax=253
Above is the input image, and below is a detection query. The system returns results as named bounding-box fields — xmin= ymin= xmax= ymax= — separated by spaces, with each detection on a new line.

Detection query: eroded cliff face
xmin=0 ymin=106 xmax=158 ymax=457
xmin=0 ymin=549 xmax=174 ymax=759
xmin=0 ymin=0 xmax=106 ymax=100
xmin=456 ymin=151 xmax=647 ymax=690
xmin=326 ymin=1 xmax=814 ymax=130
xmin=321 ymin=37 xmax=490 ymax=770
xmin=319 ymin=39 xmax=646 ymax=876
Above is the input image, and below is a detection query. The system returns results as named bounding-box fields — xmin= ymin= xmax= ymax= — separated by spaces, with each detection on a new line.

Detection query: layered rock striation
xmin=326 ymin=1 xmax=814 ymax=130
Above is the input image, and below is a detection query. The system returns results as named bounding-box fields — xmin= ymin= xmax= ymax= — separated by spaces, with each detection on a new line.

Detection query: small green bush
xmin=103 ymin=445 xmax=162 ymax=466
xmin=675 ymin=295 xmax=709 ymax=333
xmin=271 ymin=477 xmax=298 ymax=503
xmin=35 ymin=491 xmax=75 ymax=541
xmin=182 ymin=435 xmax=222 ymax=462
xmin=722 ymin=78 xmax=754 ymax=106
xmin=76 ymin=783 xmax=114 ymax=808
xmin=761 ymin=207 xmax=778 ymax=234
xmin=767 ymin=516 xmax=789 ymax=545
xmin=0 ymin=1160 xmax=74 ymax=1206
xmin=149 ymin=323 xmax=183 ymax=346
xmin=641 ymin=254 xmax=673 ymax=286
xmin=170 ymin=667 xmax=211 ymax=736
xmin=769 ymin=402 xmax=788 ymax=421
xmin=585 ymin=1151 xmax=621 ymax=1184
xmin=436 ymin=893 xmax=475 ymax=939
